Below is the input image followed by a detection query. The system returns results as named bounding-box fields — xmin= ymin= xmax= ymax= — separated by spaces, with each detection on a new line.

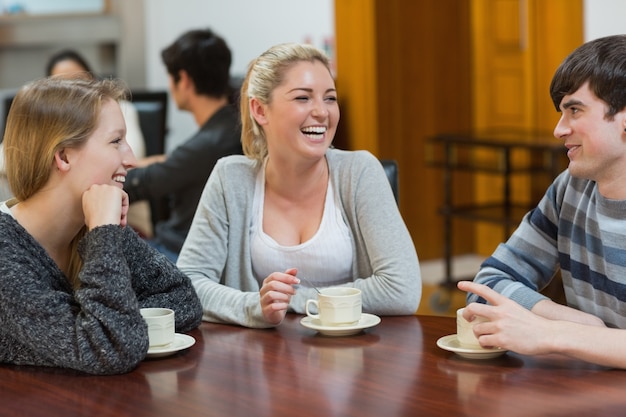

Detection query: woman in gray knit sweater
xmin=0 ymin=77 xmax=202 ymax=375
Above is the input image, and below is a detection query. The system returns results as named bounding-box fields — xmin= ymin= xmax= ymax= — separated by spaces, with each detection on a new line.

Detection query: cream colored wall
xmin=584 ymin=0 xmax=626 ymax=41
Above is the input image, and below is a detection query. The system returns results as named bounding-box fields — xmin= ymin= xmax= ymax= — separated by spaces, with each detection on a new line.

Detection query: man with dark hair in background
xmin=125 ymin=28 xmax=242 ymax=263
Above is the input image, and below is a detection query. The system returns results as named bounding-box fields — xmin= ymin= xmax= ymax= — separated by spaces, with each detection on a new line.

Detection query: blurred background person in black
xmin=124 ymin=28 xmax=242 ymax=263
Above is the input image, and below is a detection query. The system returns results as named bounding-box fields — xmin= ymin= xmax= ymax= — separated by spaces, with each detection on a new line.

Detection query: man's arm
xmin=134 ymin=154 xmax=166 ymax=168
xmin=530 ymin=298 xmax=605 ymax=326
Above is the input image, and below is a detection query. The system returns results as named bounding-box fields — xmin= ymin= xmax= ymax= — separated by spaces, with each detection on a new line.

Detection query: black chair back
xmin=130 ymin=90 xmax=168 ymax=156
xmin=129 ymin=90 xmax=170 ymax=226
xmin=380 ymin=159 xmax=399 ymax=204
xmin=1 ymin=94 xmax=15 ymax=144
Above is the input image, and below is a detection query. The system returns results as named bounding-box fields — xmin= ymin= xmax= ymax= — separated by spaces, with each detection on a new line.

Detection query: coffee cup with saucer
xmin=437 ymin=308 xmax=507 ymax=359
xmin=301 ymin=287 xmax=381 ymax=336
xmin=140 ymin=308 xmax=196 ymax=359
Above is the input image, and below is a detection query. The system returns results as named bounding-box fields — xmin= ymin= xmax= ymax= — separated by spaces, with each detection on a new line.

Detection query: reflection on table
xmin=1 ymin=314 xmax=625 ymax=416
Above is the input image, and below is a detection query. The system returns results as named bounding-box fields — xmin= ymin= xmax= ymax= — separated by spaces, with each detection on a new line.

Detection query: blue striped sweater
xmin=469 ymin=170 xmax=626 ymax=328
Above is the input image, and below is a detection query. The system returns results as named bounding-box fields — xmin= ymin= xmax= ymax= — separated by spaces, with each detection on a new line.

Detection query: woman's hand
xmin=259 ymin=267 xmax=300 ymax=325
xmin=82 ymin=184 xmax=129 ymax=229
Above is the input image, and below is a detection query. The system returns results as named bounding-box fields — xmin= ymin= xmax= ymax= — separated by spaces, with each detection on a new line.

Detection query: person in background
xmin=45 ymin=49 xmax=146 ymax=167
xmin=177 ymin=42 xmax=421 ymax=328
xmin=0 ymin=77 xmax=202 ymax=375
xmin=45 ymin=49 xmax=153 ymax=238
xmin=124 ymin=28 xmax=242 ymax=263
xmin=458 ymin=34 xmax=626 ymax=369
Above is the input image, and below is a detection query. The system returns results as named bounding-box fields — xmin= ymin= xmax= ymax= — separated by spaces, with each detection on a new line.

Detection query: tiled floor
xmin=417 ymin=254 xmax=485 ymax=317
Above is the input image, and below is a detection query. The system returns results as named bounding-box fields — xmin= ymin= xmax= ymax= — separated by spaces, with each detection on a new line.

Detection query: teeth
xmin=302 ymin=126 xmax=326 ymax=134
xmin=113 ymin=175 xmax=126 ymax=183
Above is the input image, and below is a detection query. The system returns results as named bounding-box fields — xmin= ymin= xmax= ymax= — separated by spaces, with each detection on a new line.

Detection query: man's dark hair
xmin=550 ymin=34 xmax=626 ymax=119
xmin=161 ymin=28 xmax=232 ymax=99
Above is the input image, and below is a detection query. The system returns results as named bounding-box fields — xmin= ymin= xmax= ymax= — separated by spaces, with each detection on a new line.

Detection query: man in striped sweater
xmin=458 ymin=34 xmax=626 ymax=369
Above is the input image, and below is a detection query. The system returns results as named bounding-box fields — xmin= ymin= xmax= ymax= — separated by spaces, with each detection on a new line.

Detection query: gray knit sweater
xmin=0 ymin=212 xmax=202 ymax=375
xmin=178 ymin=149 xmax=422 ymax=328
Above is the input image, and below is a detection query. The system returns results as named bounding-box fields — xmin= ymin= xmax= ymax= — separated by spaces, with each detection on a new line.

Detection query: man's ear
xmin=178 ymin=69 xmax=192 ymax=90
xmin=54 ymin=149 xmax=70 ymax=172
xmin=249 ymin=97 xmax=268 ymax=126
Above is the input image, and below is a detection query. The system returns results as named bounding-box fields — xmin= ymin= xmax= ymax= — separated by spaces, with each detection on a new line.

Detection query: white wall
xmin=584 ymin=0 xmax=626 ymax=41
xmin=143 ymin=0 xmax=334 ymax=151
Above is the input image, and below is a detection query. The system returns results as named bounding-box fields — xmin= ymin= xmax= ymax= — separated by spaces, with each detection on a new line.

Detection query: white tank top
xmin=0 ymin=199 xmax=15 ymax=215
xmin=250 ymin=164 xmax=353 ymax=288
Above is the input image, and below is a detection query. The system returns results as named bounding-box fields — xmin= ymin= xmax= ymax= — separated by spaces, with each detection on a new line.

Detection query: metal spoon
xmin=299 ymin=276 xmax=321 ymax=293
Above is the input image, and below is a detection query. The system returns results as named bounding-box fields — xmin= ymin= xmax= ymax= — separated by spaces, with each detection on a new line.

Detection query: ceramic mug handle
xmin=305 ymin=299 xmax=320 ymax=320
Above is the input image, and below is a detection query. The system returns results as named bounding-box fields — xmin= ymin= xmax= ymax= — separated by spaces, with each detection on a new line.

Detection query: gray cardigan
xmin=177 ymin=149 xmax=421 ymax=328
xmin=0 ymin=214 xmax=202 ymax=375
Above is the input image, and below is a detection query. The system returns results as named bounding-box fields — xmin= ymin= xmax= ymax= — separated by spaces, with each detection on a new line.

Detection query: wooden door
xmin=334 ymin=0 xmax=473 ymax=260
xmin=471 ymin=0 xmax=582 ymax=254
xmin=333 ymin=0 xmax=582 ymax=260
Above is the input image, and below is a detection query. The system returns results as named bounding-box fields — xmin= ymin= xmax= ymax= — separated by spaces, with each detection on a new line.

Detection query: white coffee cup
xmin=456 ymin=307 xmax=488 ymax=349
xmin=140 ymin=307 xmax=175 ymax=347
xmin=305 ymin=287 xmax=362 ymax=326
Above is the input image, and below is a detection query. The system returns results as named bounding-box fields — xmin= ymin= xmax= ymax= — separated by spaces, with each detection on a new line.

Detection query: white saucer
xmin=300 ymin=313 xmax=381 ymax=336
xmin=436 ymin=334 xmax=507 ymax=360
xmin=146 ymin=333 xmax=196 ymax=359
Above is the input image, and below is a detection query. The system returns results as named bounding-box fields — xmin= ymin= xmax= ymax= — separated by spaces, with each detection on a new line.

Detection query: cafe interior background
xmin=0 ymin=0 xmax=624 ymax=316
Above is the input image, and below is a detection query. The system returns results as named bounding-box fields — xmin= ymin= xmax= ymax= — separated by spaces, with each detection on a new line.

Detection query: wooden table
xmin=2 ymin=314 xmax=625 ymax=417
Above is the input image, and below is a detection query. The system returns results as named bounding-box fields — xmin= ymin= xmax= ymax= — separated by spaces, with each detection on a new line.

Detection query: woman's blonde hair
xmin=240 ymin=43 xmax=332 ymax=163
xmin=4 ymin=76 xmax=128 ymax=287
